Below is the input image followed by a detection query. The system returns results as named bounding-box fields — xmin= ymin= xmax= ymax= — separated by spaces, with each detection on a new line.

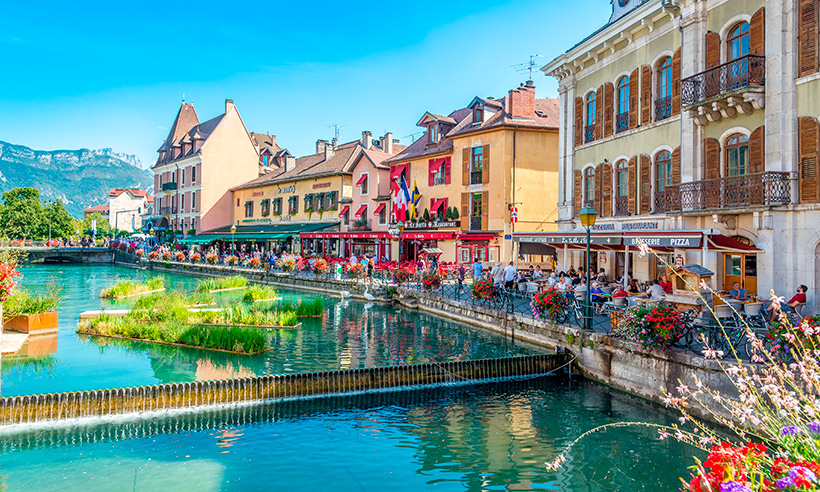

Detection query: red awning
xmin=373 ymin=203 xmax=385 ymax=214
xmin=338 ymin=206 xmax=349 ymax=217
xmin=402 ymin=232 xmax=456 ymax=240
xmin=354 ymin=204 xmax=368 ymax=216
xmin=301 ymin=232 xmax=391 ymax=239
xmin=707 ymin=234 xmax=763 ymax=253
xmin=355 ymin=174 xmax=368 ymax=186
xmin=430 ymin=198 xmax=446 ymax=213
xmin=459 ymin=232 xmax=496 ymax=241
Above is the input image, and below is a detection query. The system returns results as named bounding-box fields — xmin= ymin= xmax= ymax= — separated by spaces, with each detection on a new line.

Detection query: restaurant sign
xmin=514 ymin=235 xmax=621 ymax=245
xmin=591 ymin=221 xmax=660 ymax=231
xmin=277 ymin=185 xmax=295 ymax=194
xmin=624 ymin=236 xmax=701 ymax=248
xmin=312 ymin=182 xmax=332 ymax=189
xmin=403 ymin=220 xmax=460 ymax=229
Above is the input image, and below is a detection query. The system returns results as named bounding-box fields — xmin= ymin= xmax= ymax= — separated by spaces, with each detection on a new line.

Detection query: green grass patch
xmin=198 ymin=304 xmax=298 ymax=327
xmin=242 ymin=285 xmax=278 ymax=302
xmin=195 ymin=275 xmax=248 ymax=292
xmin=290 ymin=298 xmax=324 ymax=317
xmin=100 ymin=277 xmax=164 ymax=298
xmin=4 ymin=283 xmax=64 ymax=319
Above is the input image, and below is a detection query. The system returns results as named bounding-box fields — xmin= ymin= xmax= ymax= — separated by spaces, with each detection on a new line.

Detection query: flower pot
xmin=5 ymin=311 xmax=59 ymax=334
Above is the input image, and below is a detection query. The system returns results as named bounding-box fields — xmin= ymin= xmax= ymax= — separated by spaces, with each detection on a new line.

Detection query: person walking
xmin=503 ymin=262 xmax=516 ymax=290
xmin=471 ymin=259 xmax=482 ymax=281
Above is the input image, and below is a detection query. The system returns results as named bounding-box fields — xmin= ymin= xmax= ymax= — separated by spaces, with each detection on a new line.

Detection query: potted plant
xmin=3 ymin=284 xmax=63 ymax=334
xmin=530 ymin=288 xmax=570 ymax=322
xmin=306 ymin=206 xmax=314 ymax=219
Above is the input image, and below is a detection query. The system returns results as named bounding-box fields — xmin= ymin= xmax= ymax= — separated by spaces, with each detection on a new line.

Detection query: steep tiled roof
xmin=159 ymin=103 xmax=199 ymax=152
xmin=231 ymin=145 xmax=360 ymax=191
xmin=250 ymin=132 xmax=281 ymax=154
xmin=385 ymin=108 xmax=471 ymax=163
xmin=153 ymin=105 xmax=227 ymax=168
xmin=109 ymin=188 xmax=149 ymax=198
xmin=447 ymin=97 xmax=559 ymax=138
xmin=83 ymin=204 xmax=110 ymax=213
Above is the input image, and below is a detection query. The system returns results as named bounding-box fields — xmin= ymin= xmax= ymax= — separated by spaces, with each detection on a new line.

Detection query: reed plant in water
xmin=281 ymin=298 xmax=324 ymax=317
xmin=195 ymin=275 xmax=248 ymax=292
xmin=242 ymin=285 xmax=278 ymax=302
xmin=100 ymin=277 xmax=164 ymax=298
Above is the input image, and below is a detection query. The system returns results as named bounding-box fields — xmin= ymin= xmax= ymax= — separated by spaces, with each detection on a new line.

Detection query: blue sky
xmin=0 ymin=0 xmax=609 ymax=166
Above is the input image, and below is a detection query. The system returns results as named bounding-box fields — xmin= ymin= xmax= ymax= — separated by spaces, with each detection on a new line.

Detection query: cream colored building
xmin=537 ymin=0 xmax=820 ymax=309
xmin=150 ymin=99 xmax=259 ymax=237
xmin=107 ymin=188 xmax=152 ymax=232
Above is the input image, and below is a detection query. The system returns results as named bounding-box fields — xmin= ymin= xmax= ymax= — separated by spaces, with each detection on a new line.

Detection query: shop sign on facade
xmin=624 ymin=236 xmax=701 ymax=248
xmin=277 ymin=185 xmax=295 ymax=194
xmin=403 ymin=220 xmax=460 ymax=229
xmin=312 ymin=182 xmax=332 ymax=189
xmin=591 ymin=221 xmax=659 ymax=231
xmin=514 ymin=235 xmax=621 ymax=245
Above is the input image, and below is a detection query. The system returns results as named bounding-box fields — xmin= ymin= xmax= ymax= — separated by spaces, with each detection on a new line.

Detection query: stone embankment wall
xmin=0 ymin=355 xmax=564 ymax=425
xmin=133 ymin=259 xmax=736 ymax=421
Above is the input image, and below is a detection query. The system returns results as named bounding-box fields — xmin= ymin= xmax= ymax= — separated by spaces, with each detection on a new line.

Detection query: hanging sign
xmin=510 ymin=207 xmax=518 ymax=224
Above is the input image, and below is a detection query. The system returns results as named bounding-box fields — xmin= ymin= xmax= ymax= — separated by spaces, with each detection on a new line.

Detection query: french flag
xmin=393 ymin=175 xmax=410 ymax=222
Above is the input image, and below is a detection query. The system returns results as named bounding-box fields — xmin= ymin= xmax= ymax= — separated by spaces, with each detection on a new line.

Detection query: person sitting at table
xmin=533 ymin=265 xmax=544 ymax=279
xmin=574 ymin=278 xmax=587 ymax=299
xmin=589 ymin=282 xmax=606 ymax=304
xmin=596 ymin=268 xmax=607 ymax=284
xmin=766 ymin=285 xmax=808 ymax=315
xmin=728 ymin=282 xmax=749 ymax=301
xmin=527 ymin=265 xmax=535 ymax=277
xmin=612 ymin=284 xmax=628 ymax=298
xmin=555 ymin=277 xmax=569 ymax=294
xmin=627 ymin=279 xmax=641 ymax=295
xmin=659 ymin=274 xmax=673 ymax=294
xmin=546 ymin=272 xmax=557 ymax=285
xmin=568 ymin=266 xmax=577 ymax=277
xmin=646 ymin=279 xmax=666 ymax=299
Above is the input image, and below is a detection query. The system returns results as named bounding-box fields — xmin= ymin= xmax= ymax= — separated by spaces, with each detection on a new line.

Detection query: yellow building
xmin=386 ymin=82 xmax=560 ymax=265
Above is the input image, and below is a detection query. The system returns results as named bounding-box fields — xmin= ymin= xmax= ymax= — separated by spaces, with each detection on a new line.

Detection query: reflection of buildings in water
xmin=148 ymin=348 xmax=263 ymax=384
xmin=214 ymin=427 xmax=244 ymax=451
xmin=195 ymin=358 xmax=254 ymax=380
xmin=16 ymin=333 xmax=58 ymax=357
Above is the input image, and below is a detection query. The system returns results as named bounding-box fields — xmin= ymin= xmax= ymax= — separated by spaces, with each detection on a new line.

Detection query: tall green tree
xmin=40 ymin=200 xmax=75 ymax=239
xmin=80 ymin=212 xmax=111 ymax=237
xmin=0 ymin=187 xmax=45 ymax=239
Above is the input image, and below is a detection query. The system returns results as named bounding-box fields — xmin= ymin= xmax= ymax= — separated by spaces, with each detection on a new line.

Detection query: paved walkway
xmin=1 ymin=330 xmax=28 ymax=355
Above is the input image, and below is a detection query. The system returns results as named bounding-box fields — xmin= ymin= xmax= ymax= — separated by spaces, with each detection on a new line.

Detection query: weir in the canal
xmin=0 ymin=354 xmax=566 ymax=425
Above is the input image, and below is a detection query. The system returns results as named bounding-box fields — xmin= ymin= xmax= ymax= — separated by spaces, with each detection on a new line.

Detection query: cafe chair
xmin=795 ymin=303 xmax=806 ymax=320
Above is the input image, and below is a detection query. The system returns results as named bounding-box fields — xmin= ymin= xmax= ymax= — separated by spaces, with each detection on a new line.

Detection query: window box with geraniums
xmin=162 ymin=251 xmax=173 ymax=261
xmin=148 ymin=251 xmax=159 ymax=260
xmin=313 ymin=258 xmax=328 ymax=275
xmin=393 ymin=267 xmax=412 ymax=285
xmin=346 ymin=263 xmax=364 ymax=278
xmin=614 ymin=305 xmax=684 ymax=351
xmin=226 ymin=255 xmax=239 ymax=266
xmin=421 ymin=271 xmax=441 ymax=291
xmin=530 ymin=288 xmax=570 ymax=322
xmin=250 ymin=257 xmax=261 ymax=269
xmin=471 ymin=278 xmax=498 ymax=300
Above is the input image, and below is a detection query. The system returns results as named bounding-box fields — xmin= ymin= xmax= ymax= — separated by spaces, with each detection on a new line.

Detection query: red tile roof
xmin=82 ymin=204 xmax=110 ymax=213
xmin=109 ymin=188 xmax=149 ymax=198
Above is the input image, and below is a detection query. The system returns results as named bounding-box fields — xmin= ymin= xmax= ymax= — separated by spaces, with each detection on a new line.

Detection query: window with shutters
xmin=261 ymin=198 xmax=271 ymax=216
xmin=655 ymin=152 xmax=672 ymax=192
xmin=728 ymin=23 xmax=750 ymax=60
xmin=725 ymin=134 xmax=750 ymax=176
xmin=244 ymin=201 xmax=254 ymax=218
xmin=473 ymin=106 xmax=484 ymax=125
xmin=656 ymin=57 xmax=673 ymax=121
xmin=616 ymin=77 xmax=630 ymax=133
xmin=615 ymin=161 xmax=629 ymax=216
xmin=470 ymin=192 xmax=483 ymax=230
xmin=585 ymin=93 xmax=597 ymax=143
xmin=584 ymin=167 xmax=595 ymax=205
xmin=428 ymin=124 xmax=439 ymax=144
xmin=470 ymin=147 xmax=483 ymax=184
xmin=432 ymin=160 xmax=446 ymax=185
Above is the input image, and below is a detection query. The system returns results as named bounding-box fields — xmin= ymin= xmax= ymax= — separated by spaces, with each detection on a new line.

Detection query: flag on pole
xmin=409 ymin=180 xmax=422 ymax=219
xmin=393 ymin=175 xmax=410 ymax=222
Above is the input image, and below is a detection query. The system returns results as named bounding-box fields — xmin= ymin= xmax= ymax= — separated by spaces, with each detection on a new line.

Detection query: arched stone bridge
xmin=13 ymin=247 xmax=115 ymax=264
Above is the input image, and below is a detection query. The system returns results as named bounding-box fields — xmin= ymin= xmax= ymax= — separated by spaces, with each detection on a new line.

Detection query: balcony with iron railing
xmin=159 ymin=206 xmax=177 ymax=215
xmin=615 ymin=113 xmax=629 ymax=133
xmin=655 ymin=96 xmax=672 ymax=121
xmin=681 ymin=55 xmax=765 ymax=125
xmin=469 ymin=216 xmax=483 ymax=231
xmin=584 ymin=124 xmax=596 ymax=143
xmin=614 ymin=195 xmax=629 ymax=216
xmin=663 ymin=172 xmax=791 ymax=213
xmin=653 ymin=190 xmax=667 ymax=213
xmin=350 ymin=219 xmax=371 ymax=231
xmin=161 ymin=182 xmax=178 ymax=191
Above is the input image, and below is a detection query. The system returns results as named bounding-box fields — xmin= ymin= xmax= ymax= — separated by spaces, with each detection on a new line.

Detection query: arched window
xmin=655 ymin=151 xmax=672 ymax=192
xmin=584 ymin=167 xmax=595 ymax=204
xmin=725 ymin=134 xmax=750 ymax=176
xmin=615 ymin=160 xmax=628 ymax=215
xmin=585 ymin=92 xmax=597 ymax=143
xmin=616 ymin=76 xmax=630 ymax=133
xmin=727 ymin=22 xmax=750 ymax=61
xmin=656 ymin=57 xmax=673 ymax=121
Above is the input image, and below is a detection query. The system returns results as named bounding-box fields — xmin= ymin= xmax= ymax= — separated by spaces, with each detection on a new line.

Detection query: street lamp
xmin=230 ymin=224 xmax=237 ymax=255
xmin=579 ymin=205 xmax=598 ymax=332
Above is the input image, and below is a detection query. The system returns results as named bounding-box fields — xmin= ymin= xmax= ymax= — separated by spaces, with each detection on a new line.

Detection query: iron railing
xmin=584 ymin=124 xmax=596 ymax=143
xmin=469 ymin=216 xmax=483 ymax=230
xmin=664 ymin=172 xmax=791 ymax=212
xmin=614 ymin=196 xmax=629 ymax=216
xmin=681 ymin=54 xmax=765 ymax=107
xmin=616 ymin=113 xmax=629 ymax=133
xmin=159 ymin=206 xmax=177 ymax=215
xmin=161 ymin=182 xmax=177 ymax=191
xmin=655 ymin=96 xmax=672 ymax=121
xmin=350 ymin=220 xmax=371 ymax=231
xmin=653 ymin=190 xmax=667 ymax=213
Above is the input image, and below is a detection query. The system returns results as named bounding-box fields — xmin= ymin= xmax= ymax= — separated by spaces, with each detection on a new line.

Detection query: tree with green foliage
xmin=79 ymin=212 xmax=112 ymax=237
xmin=0 ymin=187 xmax=45 ymax=239
xmin=422 ymin=208 xmax=431 ymax=222
xmin=40 ymin=200 xmax=75 ymax=239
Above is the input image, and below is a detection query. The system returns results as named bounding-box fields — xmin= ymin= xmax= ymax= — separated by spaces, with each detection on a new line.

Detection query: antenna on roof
xmin=327 ymin=123 xmax=344 ymax=140
xmin=182 ymin=93 xmax=185 ymax=103
xmin=403 ymin=131 xmax=424 ymax=143
xmin=512 ymin=54 xmax=544 ymax=81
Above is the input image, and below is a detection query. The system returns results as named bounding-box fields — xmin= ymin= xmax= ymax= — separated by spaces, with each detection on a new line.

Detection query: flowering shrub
xmin=346 ymin=263 xmax=364 ymax=277
xmin=135 ymin=249 xmax=144 ymax=257
xmin=191 ymin=253 xmax=202 ymax=263
xmin=206 ymin=254 xmax=218 ymax=265
xmin=766 ymin=315 xmax=820 ymax=363
xmin=9 ymin=239 xmax=23 ymax=247
xmin=175 ymin=252 xmax=185 ymax=262
xmin=148 ymin=251 xmax=159 ymax=260
xmin=393 ymin=267 xmax=412 ymax=284
xmin=280 ymin=257 xmax=296 ymax=272
xmin=614 ymin=305 xmax=684 ymax=351
xmin=250 ymin=257 xmax=261 ymax=269
xmin=226 ymin=255 xmax=238 ymax=266
xmin=421 ymin=271 xmax=441 ymax=291
xmin=312 ymin=258 xmax=328 ymax=275
xmin=530 ymin=288 xmax=569 ymax=321
xmin=162 ymin=251 xmax=172 ymax=261
xmin=0 ymin=260 xmax=21 ymax=302
xmin=471 ymin=278 xmax=497 ymax=300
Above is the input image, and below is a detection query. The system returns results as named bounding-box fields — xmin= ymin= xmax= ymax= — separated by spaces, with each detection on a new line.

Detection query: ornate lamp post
xmin=579 ymin=205 xmax=598 ymax=332
xmin=231 ymin=224 xmax=237 ymax=256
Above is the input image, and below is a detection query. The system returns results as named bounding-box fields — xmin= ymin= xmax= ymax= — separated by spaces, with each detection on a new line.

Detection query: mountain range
xmin=0 ymin=140 xmax=153 ymax=218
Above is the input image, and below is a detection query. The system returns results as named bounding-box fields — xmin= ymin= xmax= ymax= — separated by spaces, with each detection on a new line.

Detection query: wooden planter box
xmin=5 ymin=311 xmax=59 ymax=334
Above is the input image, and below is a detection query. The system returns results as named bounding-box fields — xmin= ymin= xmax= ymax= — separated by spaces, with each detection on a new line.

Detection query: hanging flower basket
xmin=471 ymin=278 xmax=498 ymax=300
xmin=615 ymin=305 xmax=684 ymax=351
xmin=530 ymin=288 xmax=570 ymax=321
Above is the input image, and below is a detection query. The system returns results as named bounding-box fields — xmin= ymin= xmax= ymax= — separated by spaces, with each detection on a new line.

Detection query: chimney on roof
xmin=508 ymin=82 xmax=536 ymax=119
xmin=362 ymin=131 xmax=372 ymax=150
xmin=380 ymin=132 xmax=394 ymax=154
xmin=316 ymin=139 xmax=328 ymax=155
xmin=285 ymin=155 xmax=296 ymax=173
xmin=225 ymin=99 xmax=235 ymax=113
xmin=331 ymin=137 xmax=338 ymax=149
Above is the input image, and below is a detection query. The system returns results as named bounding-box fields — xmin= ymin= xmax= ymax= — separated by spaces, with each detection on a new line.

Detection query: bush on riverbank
xmin=100 ymin=277 xmax=164 ymax=298
xmin=3 ymin=283 xmax=64 ymax=319
xmin=195 ymin=275 xmax=247 ymax=292
xmin=242 ymin=285 xmax=278 ymax=302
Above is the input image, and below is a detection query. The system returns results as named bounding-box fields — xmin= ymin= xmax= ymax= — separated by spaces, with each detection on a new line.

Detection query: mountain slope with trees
xmin=0 ymin=140 xmax=152 ymax=217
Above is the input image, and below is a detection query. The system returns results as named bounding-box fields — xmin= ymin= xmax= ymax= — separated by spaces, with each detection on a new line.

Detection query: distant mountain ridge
xmin=0 ymin=140 xmax=153 ymax=218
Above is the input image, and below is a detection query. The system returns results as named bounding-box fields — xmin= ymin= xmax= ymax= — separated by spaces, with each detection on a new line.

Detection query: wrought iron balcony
xmin=614 ymin=196 xmax=629 ymax=216
xmin=653 ymin=190 xmax=667 ymax=213
xmin=616 ymin=113 xmax=629 ymax=133
xmin=655 ymin=96 xmax=672 ymax=121
xmin=584 ymin=124 xmax=596 ymax=143
xmin=159 ymin=206 xmax=177 ymax=215
xmin=161 ymin=182 xmax=177 ymax=191
xmin=350 ymin=220 xmax=371 ymax=231
xmin=469 ymin=216 xmax=483 ymax=231
xmin=681 ymin=55 xmax=765 ymax=125
xmin=663 ymin=172 xmax=791 ymax=213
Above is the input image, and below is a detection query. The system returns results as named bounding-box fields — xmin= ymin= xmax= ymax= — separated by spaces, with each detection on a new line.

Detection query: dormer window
xmin=473 ymin=105 xmax=484 ymax=125
xmin=428 ymin=124 xmax=439 ymax=144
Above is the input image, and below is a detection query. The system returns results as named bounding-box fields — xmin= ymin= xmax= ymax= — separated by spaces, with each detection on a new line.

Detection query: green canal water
xmin=0 ymin=265 xmax=703 ymax=491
